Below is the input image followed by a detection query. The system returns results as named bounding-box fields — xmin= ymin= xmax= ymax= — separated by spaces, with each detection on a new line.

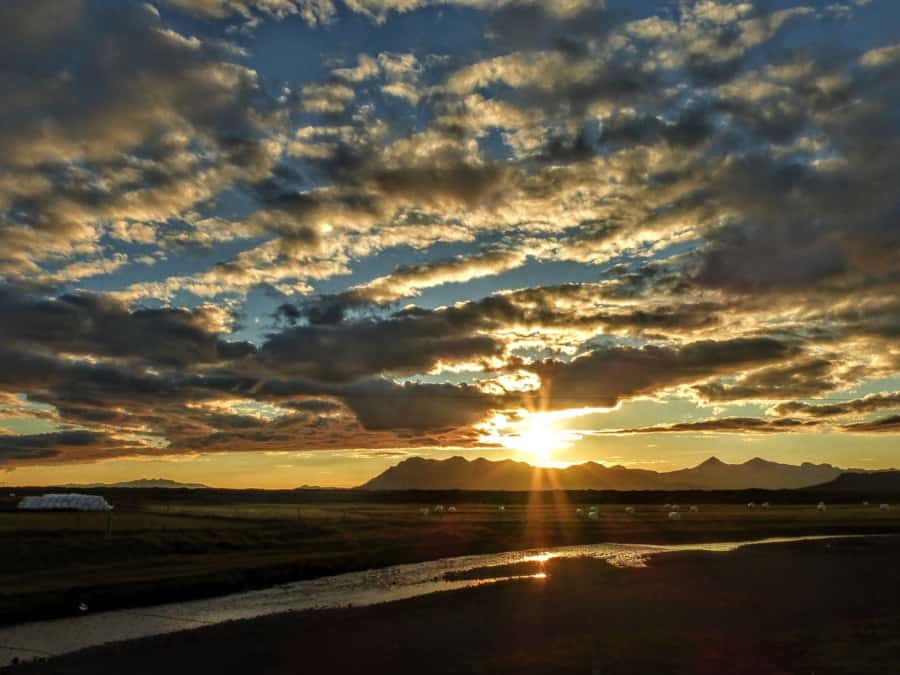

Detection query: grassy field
xmin=2 ymin=488 xmax=899 ymax=625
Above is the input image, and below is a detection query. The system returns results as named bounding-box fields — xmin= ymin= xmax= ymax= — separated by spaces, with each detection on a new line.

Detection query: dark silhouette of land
xmin=10 ymin=536 xmax=900 ymax=675
xmin=59 ymin=479 xmax=209 ymax=489
xmin=3 ymin=484 xmax=900 ymax=626
xmin=813 ymin=470 xmax=900 ymax=492
xmin=360 ymin=455 xmax=874 ymax=491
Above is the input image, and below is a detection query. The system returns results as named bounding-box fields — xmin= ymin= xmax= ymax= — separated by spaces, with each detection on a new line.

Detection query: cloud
xmin=3 ymin=0 xmax=900 ymax=471
xmin=0 ymin=430 xmax=122 ymax=464
xmin=693 ymin=358 xmax=851 ymax=402
xmin=841 ymin=415 xmax=900 ymax=433
xmin=526 ymin=337 xmax=798 ymax=409
xmin=604 ymin=417 xmax=822 ymax=435
xmin=259 ymin=311 xmax=505 ymax=381
xmin=161 ymin=0 xmax=337 ymax=25
xmin=327 ymin=248 xmax=528 ymax=306
xmin=774 ymin=391 xmax=900 ymax=418
xmin=0 ymin=284 xmax=254 ymax=367
xmin=340 ymin=0 xmax=595 ymax=25
xmin=0 ymin=1 xmax=278 ymax=278
xmin=341 ymin=379 xmax=500 ymax=430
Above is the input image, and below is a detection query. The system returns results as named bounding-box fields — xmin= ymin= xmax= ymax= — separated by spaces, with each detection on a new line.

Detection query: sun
xmin=501 ymin=413 xmax=571 ymax=467
xmin=479 ymin=409 xmax=595 ymax=467
xmin=519 ymin=418 xmax=562 ymax=466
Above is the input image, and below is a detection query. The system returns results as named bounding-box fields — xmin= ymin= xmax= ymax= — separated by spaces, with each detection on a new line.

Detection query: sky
xmin=2 ymin=0 xmax=900 ymax=488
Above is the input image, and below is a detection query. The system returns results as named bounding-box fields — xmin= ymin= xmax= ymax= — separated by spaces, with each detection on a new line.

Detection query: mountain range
xmin=60 ymin=478 xmax=209 ymax=489
xmin=360 ymin=456 xmax=873 ymax=491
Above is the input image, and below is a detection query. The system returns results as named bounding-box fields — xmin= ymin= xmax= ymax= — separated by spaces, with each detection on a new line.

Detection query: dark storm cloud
xmin=526 ymin=337 xmax=798 ymax=409
xmin=841 ymin=415 xmax=900 ymax=433
xmin=696 ymin=229 xmax=847 ymax=293
xmin=341 ymin=379 xmax=501 ymax=431
xmin=259 ymin=314 xmax=504 ymax=381
xmin=0 ymin=430 xmax=110 ymax=464
xmin=775 ymin=392 xmax=900 ymax=419
xmin=0 ymin=340 xmax=506 ymax=457
xmin=693 ymin=359 xmax=845 ymax=402
xmin=607 ymin=417 xmax=821 ymax=435
xmin=599 ymin=106 xmax=715 ymax=150
xmin=282 ymin=399 xmax=343 ymax=413
xmin=293 ymin=279 xmax=724 ymax=345
xmin=686 ymin=53 xmax=900 ymax=296
xmin=368 ymin=162 xmax=511 ymax=209
xmin=485 ymin=1 xmax=614 ymax=54
xmin=0 ymin=285 xmax=254 ymax=367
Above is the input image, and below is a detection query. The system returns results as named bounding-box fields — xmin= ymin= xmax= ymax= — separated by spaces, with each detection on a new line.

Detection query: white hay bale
xmin=880 ymin=503 xmax=891 ymax=511
xmin=761 ymin=502 xmax=771 ymax=509
xmin=498 ymin=505 xmax=505 ymax=512
xmin=447 ymin=506 xmax=457 ymax=513
xmin=433 ymin=505 xmax=445 ymax=513
xmin=419 ymin=507 xmax=430 ymax=516
xmin=624 ymin=506 xmax=635 ymax=515
xmin=863 ymin=501 xmax=870 ymax=506
xmin=747 ymin=502 xmax=757 ymax=509
xmin=588 ymin=510 xmax=600 ymax=521
xmin=17 ymin=493 xmax=112 ymax=512
xmin=667 ymin=511 xmax=681 ymax=521
xmin=689 ymin=505 xmax=699 ymax=513
xmin=817 ymin=501 xmax=827 ymax=511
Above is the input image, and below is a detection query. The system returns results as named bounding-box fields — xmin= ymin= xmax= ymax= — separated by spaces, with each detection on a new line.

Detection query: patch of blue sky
xmin=1 ymin=396 xmax=60 ymax=436
xmin=76 ymin=235 xmax=272 ymax=297
xmin=310 ymin=240 xmax=476 ymax=294
xmin=230 ymin=285 xmax=301 ymax=343
xmin=0 ymin=416 xmax=60 ymax=435
xmin=413 ymin=259 xmax=612 ymax=310
xmin=245 ymin=5 xmax=488 ymax=85
xmin=477 ymin=128 xmax=516 ymax=162
xmin=800 ymin=375 xmax=900 ymax=403
xmin=778 ymin=0 xmax=900 ymax=53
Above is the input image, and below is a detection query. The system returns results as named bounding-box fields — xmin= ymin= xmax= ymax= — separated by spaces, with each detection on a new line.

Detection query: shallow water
xmin=0 ymin=536 xmax=839 ymax=666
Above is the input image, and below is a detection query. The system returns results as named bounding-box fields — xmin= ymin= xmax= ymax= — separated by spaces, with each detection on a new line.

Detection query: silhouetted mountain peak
xmin=698 ymin=456 xmax=726 ymax=468
xmin=60 ymin=478 xmax=209 ymax=489
xmin=360 ymin=455 xmax=859 ymax=491
xmin=743 ymin=457 xmax=770 ymax=467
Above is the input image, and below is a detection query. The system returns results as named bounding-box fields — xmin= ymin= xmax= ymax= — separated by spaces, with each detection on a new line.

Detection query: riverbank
xmin=8 ymin=536 xmax=900 ymax=674
xmin=3 ymin=499 xmax=900 ymax=625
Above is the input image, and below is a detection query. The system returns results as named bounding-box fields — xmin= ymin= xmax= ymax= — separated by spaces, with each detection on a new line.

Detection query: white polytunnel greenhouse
xmin=17 ymin=493 xmax=113 ymax=512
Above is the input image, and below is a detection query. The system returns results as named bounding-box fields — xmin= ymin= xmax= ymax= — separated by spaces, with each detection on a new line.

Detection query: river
xmin=0 ymin=536 xmax=840 ymax=667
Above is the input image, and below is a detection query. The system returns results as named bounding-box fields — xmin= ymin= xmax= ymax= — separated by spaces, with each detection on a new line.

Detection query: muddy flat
xmin=8 ymin=536 xmax=900 ymax=674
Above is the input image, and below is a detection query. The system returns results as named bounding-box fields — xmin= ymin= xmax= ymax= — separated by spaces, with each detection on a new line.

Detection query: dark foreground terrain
xmin=3 ymin=487 xmax=900 ymax=625
xmin=9 ymin=536 xmax=900 ymax=675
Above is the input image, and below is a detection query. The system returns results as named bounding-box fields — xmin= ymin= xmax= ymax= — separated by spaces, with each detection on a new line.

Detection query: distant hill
xmin=61 ymin=478 xmax=209 ymax=489
xmin=359 ymin=456 xmax=854 ymax=491
xmin=812 ymin=471 xmax=900 ymax=492
xmin=662 ymin=456 xmax=848 ymax=490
